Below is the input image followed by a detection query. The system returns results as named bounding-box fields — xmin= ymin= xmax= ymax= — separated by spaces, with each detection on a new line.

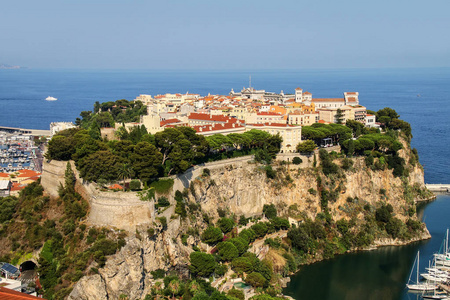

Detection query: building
xmin=50 ymin=122 xmax=76 ymax=136
xmin=246 ymin=123 xmax=302 ymax=153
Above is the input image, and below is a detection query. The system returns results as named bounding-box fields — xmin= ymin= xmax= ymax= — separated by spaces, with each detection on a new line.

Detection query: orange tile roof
xmin=17 ymin=170 xmax=41 ymax=178
xmin=346 ymin=92 xmax=357 ymax=95
xmin=11 ymin=182 xmax=25 ymax=191
xmin=303 ymin=91 xmax=312 ymax=95
xmin=0 ymin=287 xmax=42 ymax=299
xmin=295 ymin=87 xmax=302 ymax=90
xmin=0 ymin=172 xmax=9 ymax=178
xmin=108 ymin=184 xmax=123 ymax=190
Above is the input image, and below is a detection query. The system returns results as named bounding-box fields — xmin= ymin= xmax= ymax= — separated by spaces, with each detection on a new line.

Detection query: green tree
xmin=130 ymin=142 xmax=163 ymax=183
xmin=245 ymin=272 xmax=267 ymax=288
xmin=189 ymin=252 xmax=216 ymax=277
xmin=217 ymin=241 xmax=239 ymax=261
xmin=201 ymin=226 xmax=223 ymax=245
xmin=217 ymin=217 xmax=235 ymax=233
xmin=335 ymin=108 xmax=345 ymax=124
xmin=263 ymin=204 xmax=277 ymax=219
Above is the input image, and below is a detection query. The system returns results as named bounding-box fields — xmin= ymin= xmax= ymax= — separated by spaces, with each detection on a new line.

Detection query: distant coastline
xmin=0 ymin=64 xmax=22 ymax=69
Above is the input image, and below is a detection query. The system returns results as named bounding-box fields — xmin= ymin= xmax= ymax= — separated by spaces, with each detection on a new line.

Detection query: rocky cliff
xmin=64 ymin=147 xmax=431 ymax=299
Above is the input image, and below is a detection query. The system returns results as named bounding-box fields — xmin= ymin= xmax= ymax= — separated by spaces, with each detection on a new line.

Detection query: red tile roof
xmin=192 ymin=122 xmax=245 ymax=133
xmin=0 ymin=172 xmax=9 ymax=178
xmin=188 ymin=113 xmax=238 ymax=123
xmin=0 ymin=287 xmax=42 ymax=299
xmin=346 ymin=92 xmax=357 ymax=95
xmin=303 ymin=91 xmax=312 ymax=95
xmin=160 ymin=118 xmax=182 ymax=126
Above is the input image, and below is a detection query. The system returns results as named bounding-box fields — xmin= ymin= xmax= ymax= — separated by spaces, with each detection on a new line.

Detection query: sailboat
xmin=406 ymin=251 xmax=438 ymax=291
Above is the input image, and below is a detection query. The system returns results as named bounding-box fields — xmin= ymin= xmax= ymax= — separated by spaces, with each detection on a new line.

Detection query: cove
xmin=283 ymin=194 xmax=450 ymax=300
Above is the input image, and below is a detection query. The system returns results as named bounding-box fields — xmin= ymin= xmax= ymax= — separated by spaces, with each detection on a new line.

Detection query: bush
xmin=292 ymin=157 xmax=303 ymax=165
xmin=156 ymin=196 xmax=170 ymax=208
xmin=129 ymin=179 xmax=141 ymax=191
xmin=228 ymin=288 xmax=245 ymax=300
xmin=149 ymin=178 xmax=174 ymax=194
xmin=150 ymin=268 xmax=165 ymax=279
xmin=264 ymin=166 xmax=276 ymax=179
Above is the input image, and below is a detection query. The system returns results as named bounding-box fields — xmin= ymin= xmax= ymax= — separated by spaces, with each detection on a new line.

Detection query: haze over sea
xmin=1 ymin=68 xmax=449 ymax=299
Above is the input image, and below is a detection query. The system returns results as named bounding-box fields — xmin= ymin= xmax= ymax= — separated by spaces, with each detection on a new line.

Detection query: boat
xmin=407 ymin=251 xmax=438 ymax=291
xmin=45 ymin=96 xmax=57 ymax=101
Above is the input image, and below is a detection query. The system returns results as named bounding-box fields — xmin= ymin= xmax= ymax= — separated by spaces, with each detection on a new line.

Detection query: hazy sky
xmin=2 ymin=0 xmax=449 ymax=69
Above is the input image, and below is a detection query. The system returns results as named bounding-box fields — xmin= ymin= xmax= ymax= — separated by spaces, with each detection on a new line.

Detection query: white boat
xmin=407 ymin=251 xmax=438 ymax=291
xmin=45 ymin=96 xmax=57 ymax=101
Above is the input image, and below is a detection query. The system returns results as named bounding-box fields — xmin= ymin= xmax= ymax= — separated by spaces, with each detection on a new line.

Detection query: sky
xmin=1 ymin=0 xmax=449 ymax=69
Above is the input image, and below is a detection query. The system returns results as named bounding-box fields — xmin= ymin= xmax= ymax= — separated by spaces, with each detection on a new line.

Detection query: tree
xmin=168 ymin=279 xmax=180 ymax=299
xmin=78 ymin=150 xmax=124 ymax=182
xmin=189 ymin=252 xmax=216 ymax=277
xmin=201 ymin=227 xmax=223 ymax=245
xmin=263 ymin=204 xmax=277 ymax=219
xmin=130 ymin=142 xmax=163 ymax=183
xmin=335 ymin=109 xmax=345 ymax=124
xmin=231 ymin=257 xmax=253 ymax=273
xmin=217 ymin=217 xmax=235 ymax=233
xmin=117 ymin=163 xmax=133 ymax=190
xmin=217 ymin=241 xmax=239 ymax=261
xmin=245 ymin=272 xmax=267 ymax=288
xmin=296 ymin=140 xmax=316 ymax=153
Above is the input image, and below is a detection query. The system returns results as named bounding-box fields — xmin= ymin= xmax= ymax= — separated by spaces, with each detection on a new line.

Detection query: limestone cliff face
xmin=69 ymin=217 xmax=193 ymax=300
xmin=190 ymin=157 xmax=428 ymax=222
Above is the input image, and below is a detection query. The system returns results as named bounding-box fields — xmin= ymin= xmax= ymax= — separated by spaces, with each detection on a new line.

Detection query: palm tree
xmin=117 ymin=163 xmax=132 ymax=191
xmin=168 ymin=279 xmax=180 ymax=300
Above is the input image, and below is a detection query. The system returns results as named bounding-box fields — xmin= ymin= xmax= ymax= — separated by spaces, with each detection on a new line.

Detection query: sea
xmin=1 ymin=68 xmax=449 ymax=299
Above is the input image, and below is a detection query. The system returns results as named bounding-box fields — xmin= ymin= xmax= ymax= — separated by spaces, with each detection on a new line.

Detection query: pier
xmin=0 ymin=125 xmax=50 ymax=136
xmin=425 ymin=184 xmax=450 ymax=193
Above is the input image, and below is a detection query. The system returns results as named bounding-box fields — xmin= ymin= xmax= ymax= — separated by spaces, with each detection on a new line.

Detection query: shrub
xmin=129 ymin=179 xmax=141 ymax=191
xmin=265 ymin=166 xmax=276 ymax=179
xmin=292 ymin=157 xmax=303 ymax=165
xmin=149 ymin=178 xmax=174 ymax=194
xmin=156 ymin=196 xmax=170 ymax=208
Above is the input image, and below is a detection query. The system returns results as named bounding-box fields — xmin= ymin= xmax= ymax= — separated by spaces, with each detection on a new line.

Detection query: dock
xmin=438 ymin=283 xmax=450 ymax=294
xmin=425 ymin=184 xmax=450 ymax=193
xmin=0 ymin=125 xmax=50 ymax=136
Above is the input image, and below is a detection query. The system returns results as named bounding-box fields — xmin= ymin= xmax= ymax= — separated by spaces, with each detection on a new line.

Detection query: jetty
xmin=426 ymin=184 xmax=450 ymax=193
xmin=0 ymin=125 xmax=50 ymax=136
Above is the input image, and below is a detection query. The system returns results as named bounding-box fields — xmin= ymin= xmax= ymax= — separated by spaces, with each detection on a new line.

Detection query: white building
xmin=50 ymin=122 xmax=76 ymax=136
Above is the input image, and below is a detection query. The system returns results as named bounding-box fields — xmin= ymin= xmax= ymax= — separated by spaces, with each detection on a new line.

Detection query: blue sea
xmin=1 ymin=68 xmax=449 ymax=299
